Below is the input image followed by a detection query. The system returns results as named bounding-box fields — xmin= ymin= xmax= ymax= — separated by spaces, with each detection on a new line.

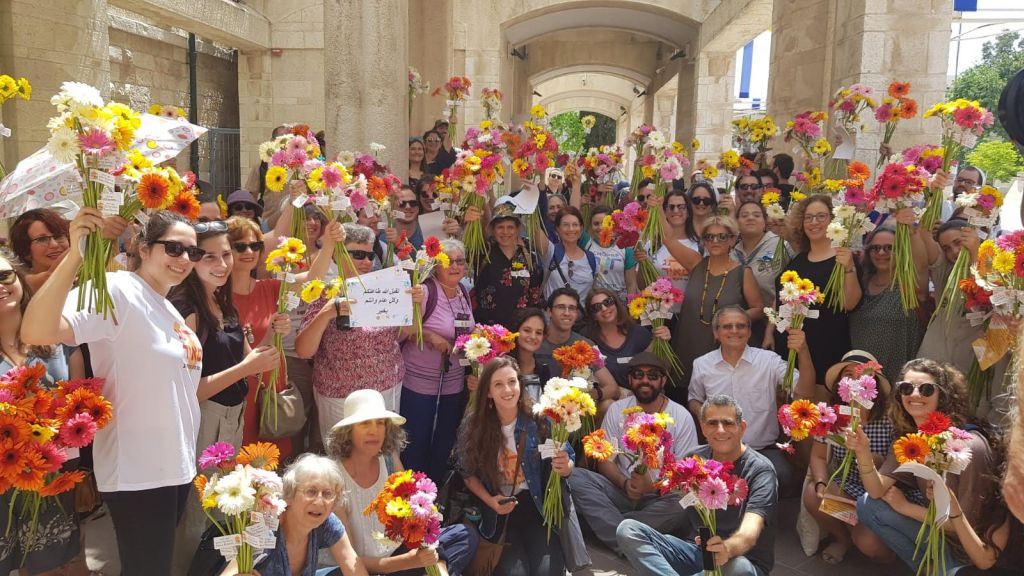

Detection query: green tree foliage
xmin=550 ymin=112 xmax=585 ymax=153
xmin=966 ymin=140 xmax=1024 ymax=183
xmin=948 ymin=31 xmax=1024 ymax=141
xmin=583 ymin=112 xmax=617 ymax=149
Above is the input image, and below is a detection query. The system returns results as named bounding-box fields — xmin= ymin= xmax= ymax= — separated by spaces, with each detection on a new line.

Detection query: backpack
xmin=423 ymin=279 xmax=472 ymax=323
xmin=548 ymin=242 xmax=597 ymax=288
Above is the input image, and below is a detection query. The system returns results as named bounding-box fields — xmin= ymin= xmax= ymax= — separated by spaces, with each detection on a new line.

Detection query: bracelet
xmin=949 ymin=512 xmax=962 ymax=521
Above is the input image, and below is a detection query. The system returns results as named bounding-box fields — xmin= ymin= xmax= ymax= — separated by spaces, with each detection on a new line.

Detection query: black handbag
xmin=187 ymin=524 xmax=228 ymax=576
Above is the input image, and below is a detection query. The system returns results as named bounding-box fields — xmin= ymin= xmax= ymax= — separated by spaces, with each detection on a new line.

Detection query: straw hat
xmin=823 ymin=350 xmax=892 ymax=398
xmin=329 ymin=390 xmax=406 ymax=433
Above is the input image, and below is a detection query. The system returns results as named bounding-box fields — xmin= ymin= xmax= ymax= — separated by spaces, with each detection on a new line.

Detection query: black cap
xmin=627 ymin=351 xmax=668 ymax=373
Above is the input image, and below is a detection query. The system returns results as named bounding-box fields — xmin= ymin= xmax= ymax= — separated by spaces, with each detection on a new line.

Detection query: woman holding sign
xmin=847 ymin=359 xmax=1017 ymax=572
xmin=295 ymin=223 xmax=425 ymax=445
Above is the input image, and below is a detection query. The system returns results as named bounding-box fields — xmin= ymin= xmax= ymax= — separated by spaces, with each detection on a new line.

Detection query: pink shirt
xmin=400 ymin=278 xmax=472 ymax=396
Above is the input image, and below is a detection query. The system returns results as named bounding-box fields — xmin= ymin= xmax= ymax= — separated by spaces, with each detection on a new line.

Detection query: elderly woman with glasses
xmin=659 ymin=213 xmax=764 ymax=402
xmin=220 ymin=454 xmax=369 ymax=576
xmin=295 ymin=223 xmax=425 ymax=444
xmin=399 ymin=238 xmax=474 ymax=483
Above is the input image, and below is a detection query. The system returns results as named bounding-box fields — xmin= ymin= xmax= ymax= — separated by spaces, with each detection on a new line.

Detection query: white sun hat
xmin=329 ymin=389 xmax=406 ymax=433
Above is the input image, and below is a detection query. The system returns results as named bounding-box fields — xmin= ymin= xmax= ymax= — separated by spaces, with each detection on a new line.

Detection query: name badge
xmin=616 ymin=356 xmax=632 ymax=364
xmin=454 ymin=319 xmax=473 ymax=328
xmin=511 ymin=269 xmax=531 ymax=278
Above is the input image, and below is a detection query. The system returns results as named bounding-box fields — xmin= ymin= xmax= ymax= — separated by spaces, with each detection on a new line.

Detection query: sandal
xmin=821 ymin=541 xmax=849 ymax=565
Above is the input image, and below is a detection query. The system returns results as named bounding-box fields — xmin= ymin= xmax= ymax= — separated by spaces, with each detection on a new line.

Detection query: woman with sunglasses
xmin=768 ymin=195 xmax=860 ymax=400
xmin=423 ymin=129 xmax=447 ymax=175
xmin=643 ymin=190 xmax=701 ymax=305
xmin=295 ymin=223 xmax=425 ymax=444
xmin=849 ymin=223 xmax=922 ymax=384
xmin=167 ymin=219 xmax=287 ymax=572
xmin=0 ymin=254 xmax=87 ymax=575
xmin=227 ymin=215 xmax=341 ymax=456
xmin=687 ymin=182 xmax=718 ymax=238
xmin=848 ymin=359 xmax=1019 ymax=574
xmin=582 ymin=288 xmax=671 ymax=390
xmin=22 ymin=209 xmax=205 ymax=575
xmin=734 ymin=200 xmax=790 ymax=345
xmin=660 ymin=213 xmax=764 ymax=399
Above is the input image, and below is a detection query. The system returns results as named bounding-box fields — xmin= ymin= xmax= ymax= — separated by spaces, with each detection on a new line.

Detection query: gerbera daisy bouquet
xmin=776 ymin=399 xmax=847 ymax=448
xmin=827 ymin=361 xmax=882 ymax=491
xmin=411 ymin=236 xmax=450 ymax=348
xmin=609 ymin=201 xmax=653 ymax=280
xmin=449 ymin=146 xmax=507 ymax=267
xmin=764 ymin=271 xmax=823 ymax=395
xmin=828 ymin=84 xmax=877 ymax=138
xmin=302 ymin=154 xmax=362 ymax=274
xmin=922 ymin=98 xmax=994 ymax=230
xmin=717 ymin=149 xmax=742 ymax=196
xmin=532 ymin=377 xmax=597 ymax=539
xmin=867 ymin=161 xmax=930 ymax=311
xmin=453 ymin=323 xmax=518 ymax=409
xmin=46 ymin=82 xmax=142 ymax=319
xmin=408 ymin=67 xmax=430 ymax=121
xmin=627 ymin=278 xmax=685 ymax=378
xmin=194 ymin=442 xmax=285 ymax=575
xmin=147 ymin=103 xmax=187 ymax=119
xmin=582 ymin=406 xmax=675 ymax=477
xmin=512 ymin=105 xmax=560 ymax=259
xmin=822 ymin=202 xmax=875 ymax=311
xmin=635 ymin=134 xmax=688 ymax=276
xmin=935 ymin=185 xmax=1004 ymax=323
xmin=891 ymin=411 xmax=974 ymax=576
xmin=348 ymin=152 xmax=403 ymax=264
xmin=731 ymin=115 xmax=778 ymax=166
xmin=260 ymin=125 xmax=324 ymax=249
xmin=364 ymin=470 xmax=444 ymax=576
xmin=118 ymin=160 xmax=200 ymax=223
xmin=655 ymin=455 xmax=749 ymax=576
xmin=576 ymin=145 xmax=625 ymax=208
xmin=0 ymin=365 xmax=110 ymax=564
xmin=552 ymin=340 xmax=605 ymax=381
xmin=434 ymin=75 xmax=472 ymax=144
xmin=262 ymin=237 xmax=307 ymax=429
xmin=480 ymin=87 xmax=503 ymax=122
xmin=624 ymin=123 xmax=656 ymax=196
xmin=0 ymin=73 xmax=30 ymax=178
xmin=761 ymin=189 xmax=791 ymax=269
xmin=782 ymin=111 xmax=830 ymax=186
xmin=874 ymin=81 xmax=918 ymax=170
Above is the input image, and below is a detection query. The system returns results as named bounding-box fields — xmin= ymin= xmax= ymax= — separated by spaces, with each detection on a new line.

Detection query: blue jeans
xmin=400 ymin=388 xmax=464 ymax=484
xmin=856 ymin=493 xmax=967 ymax=574
xmin=616 ymin=519 xmax=763 ymax=576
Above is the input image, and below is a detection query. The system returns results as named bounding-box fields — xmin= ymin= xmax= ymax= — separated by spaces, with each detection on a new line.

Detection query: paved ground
xmin=81 ymin=495 xmax=915 ymax=575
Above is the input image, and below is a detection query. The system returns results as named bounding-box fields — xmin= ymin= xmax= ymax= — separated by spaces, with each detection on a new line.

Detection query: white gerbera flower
xmin=337 ymin=150 xmax=356 ymax=167
xmin=648 ymin=130 xmax=667 ymax=150
xmin=462 ymin=336 xmax=491 ymax=361
xmin=215 ymin=468 xmax=257 ymax=516
xmin=766 ymin=204 xmax=786 ymax=221
xmin=59 ymin=81 xmax=103 ymax=109
xmin=47 ymin=127 xmax=80 ymax=164
xmin=833 ymin=204 xmax=856 ymax=220
xmin=955 ymin=192 xmax=978 ymax=209
xmin=780 ymin=284 xmax=802 ymax=302
xmin=258 ymin=141 xmax=277 ymax=163
xmin=825 ymin=222 xmax=848 ymax=245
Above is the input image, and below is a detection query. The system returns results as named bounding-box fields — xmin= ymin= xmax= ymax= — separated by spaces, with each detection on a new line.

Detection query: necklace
xmin=698 ymin=259 xmax=729 ymax=326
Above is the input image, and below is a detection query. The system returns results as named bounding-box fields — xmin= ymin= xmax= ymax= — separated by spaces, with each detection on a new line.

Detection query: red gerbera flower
xmin=918 ymin=411 xmax=952 ymax=436
xmin=424 ymin=236 xmax=442 ymax=258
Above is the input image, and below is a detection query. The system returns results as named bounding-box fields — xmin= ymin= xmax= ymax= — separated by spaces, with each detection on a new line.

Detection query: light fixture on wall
xmin=511 ymin=47 xmax=528 ymax=61
xmin=633 ymin=86 xmax=647 ymax=98
xmin=619 ymin=105 xmax=628 ymax=118
xmin=532 ymin=90 xmax=543 ymax=97
xmin=669 ymin=48 xmax=687 ymax=61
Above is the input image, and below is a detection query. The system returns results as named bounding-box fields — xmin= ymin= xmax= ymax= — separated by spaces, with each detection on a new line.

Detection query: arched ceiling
xmin=502 ymin=2 xmax=699 ymax=49
xmin=530 ymin=64 xmax=651 ymax=88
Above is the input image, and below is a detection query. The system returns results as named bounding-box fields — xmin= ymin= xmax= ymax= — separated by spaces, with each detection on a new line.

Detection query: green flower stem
xmin=893 ymin=223 xmax=919 ymax=311
xmin=934 ymin=247 xmax=970 ymax=323
xmin=542 ymin=424 xmax=568 ymax=542
xmin=822 ymin=261 xmax=846 ymax=312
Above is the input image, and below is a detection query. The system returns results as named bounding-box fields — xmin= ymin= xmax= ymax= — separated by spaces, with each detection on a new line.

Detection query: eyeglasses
xmin=701 ymin=232 xmax=735 ymax=243
xmin=551 ymin=304 xmax=579 ymax=313
xmin=425 ymin=139 xmax=441 ymax=144
xmin=0 ymin=270 xmax=17 ymax=285
xmin=449 ymin=258 xmax=467 ymax=266
xmin=628 ymin=368 xmax=664 ymax=381
xmin=299 ymin=487 xmax=337 ymax=502
xmin=232 ymin=241 xmax=265 ymax=253
xmin=589 ymin=298 xmax=616 ymax=313
xmin=349 ymin=249 xmax=375 ymax=261
xmin=716 ymin=322 xmax=749 ymax=331
xmin=665 ymin=203 xmax=687 ymax=212
xmin=703 ymin=418 xmax=738 ymax=429
xmin=29 ymin=234 xmax=68 ymax=247
xmin=691 ymin=197 xmax=715 ymax=207
xmin=737 ymin=183 xmax=762 ymax=191
xmin=398 ymin=200 xmax=419 ymax=209
xmin=954 ymin=177 xmax=978 ymax=186
xmin=229 ymin=203 xmax=257 ymax=213
xmin=867 ymin=244 xmax=894 ymax=254
xmin=803 ymin=213 xmax=830 ymax=223
xmin=194 ymin=220 xmax=228 ymax=234
xmin=896 ymin=381 xmax=937 ymax=397
xmin=151 ymin=240 xmax=205 ymax=262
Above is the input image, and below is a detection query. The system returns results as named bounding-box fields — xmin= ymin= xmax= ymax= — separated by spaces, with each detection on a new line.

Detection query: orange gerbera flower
xmin=193 ymin=474 xmax=208 ymax=498
xmin=236 ymin=442 xmax=280 ymax=471
xmin=582 ymin=430 xmax=616 ymax=461
xmin=847 ymin=161 xmax=870 ymax=184
xmin=57 ymin=389 xmax=113 ymax=429
xmin=367 ymin=176 xmax=389 ymax=203
xmin=893 ymin=433 xmax=931 ymax=464
xmin=787 ymin=399 xmax=820 ymax=428
xmin=1 ymin=363 xmax=46 ymax=395
xmin=0 ymin=414 xmax=30 ymax=444
xmin=11 ymin=448 xmax=46 ymax=491
xmin=0 ymin=440 xmax=25 ymax=481
xmin=137 ymin=172 xmax=171 ymax=209
xmin=39 ymin=470 xmax=86 ymax=497
xmin=898 ymin=98 xmax=918 ymax=120
xmin=888 ymin=81 xmax=911 ymax=99
xmin=168 ymin=189 xmax=201 ymax=221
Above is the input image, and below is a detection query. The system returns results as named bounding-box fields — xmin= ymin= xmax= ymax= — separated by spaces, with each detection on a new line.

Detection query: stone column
xmin=0 ymin=0 xmax=110 ymax=168
xmin=324 ymin=0 xmax=408 ymax=171
xmin=408 ymin=0 xmax=453 ymax=135
xmin=768 ymin=0 xmax=952 ymax=164
xmin=693 ymin=51 xmax=736 ymax=163
xmin=673 ymin=57 xmax=698 ymax=151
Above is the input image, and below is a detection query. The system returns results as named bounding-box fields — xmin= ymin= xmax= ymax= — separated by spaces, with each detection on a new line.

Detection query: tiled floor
xmin=81 ymin=495 xmax=915 ymax=575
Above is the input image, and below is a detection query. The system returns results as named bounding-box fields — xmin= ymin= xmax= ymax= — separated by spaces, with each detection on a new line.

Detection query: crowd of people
xmin=1 ymin=116 xmax=1022 ymax=576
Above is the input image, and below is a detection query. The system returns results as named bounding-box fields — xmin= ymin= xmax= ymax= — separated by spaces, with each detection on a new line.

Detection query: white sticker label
xmin=213 ymin=534 xmax=242 ymax=551
xmin=510 ymin=270 xmax=530 ymax=278
xmin=99 ymin=200 xmax=119 ymax=217
xmin=285 ymin=272 xmax=297 ymax=284
xmin=616 ymin=356 xmax=632 ymax=364
xmin=264 ymin=513 xmax=279 ymax=530
xmin=96 ymin=155 xmax=117 ymax=170
xmin=243 ymin=530 xmax=262 ymax=547
xmin=134 ymin=211 xmax=150 ymax=226
xmin=331 ymin=197 xmax=350 ymax=211
xmin=315 ymin=194 xmax=329 ymax=206
xmin=538 ymin=438 xmax=558 ymax=459
xmin=454 ymin=319 xmax=473 ymax=328
xmin=400 ymin=260 xmax=416 ymax=270
xmin=377 ymin=221 xmax=387 ymax=230
xmin=678 ymin=492 xmax=698 ymax=509
xmin=101 ymin=189 xmax=123 ymax=205
xmin=285 ymin=292 xmax=301 ymax=311
xmin=458 ymin=358 xmax=471 ymax=367
xmin=90 ymin=169 xmax=116 ymax=188
xmin=292 ymin=193 xmax=309 ymax=208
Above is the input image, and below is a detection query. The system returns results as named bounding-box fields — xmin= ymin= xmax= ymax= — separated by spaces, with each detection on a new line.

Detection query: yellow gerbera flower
xmin=530 ymin=105 xmax=547 ymax=119
xmin=992 ymin=250 xmax=1015 ymax=275
xmin=265 ymin=165 xmax=288 ymax=193
xmin=301 ymin=280 xmax=325 ymax=303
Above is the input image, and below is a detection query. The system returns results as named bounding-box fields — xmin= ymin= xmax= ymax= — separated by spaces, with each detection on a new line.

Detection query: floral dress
xmin=473 ymin=242 xmax=542 ymax=330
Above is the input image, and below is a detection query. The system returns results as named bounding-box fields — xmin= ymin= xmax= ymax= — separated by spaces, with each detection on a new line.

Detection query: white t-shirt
xmin=653 ymin=237 xmax=701 ymax=313
xmin=601 ymin=396 xmax=699 ymax=478
xmin=63 ymin=271 xmax=203 ymax=492
xmin=499 ymin=421 xmax=528 ymax=495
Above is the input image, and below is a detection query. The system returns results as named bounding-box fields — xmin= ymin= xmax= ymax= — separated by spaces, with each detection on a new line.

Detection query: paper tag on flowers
xmin=213 ymin=534 xmax=242 ymax=551
xmin=284 ymin=292 xmax=301 ymax=311
xmin=678 ymin=491 xmax=698 ymax=509
xmin=538 ymin=438 xmax=558 ymax=459
xmin=292 ymin=194 xmax=309 ymax=208
xmin=90 ymin=169 xmax=116 ymax=188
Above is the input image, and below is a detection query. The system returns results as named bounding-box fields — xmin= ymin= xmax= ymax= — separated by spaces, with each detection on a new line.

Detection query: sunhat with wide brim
xmin=329 ymin=389 xmax=406 ymax=433
xmin=823 ymin=350 xmax=892 ymax=398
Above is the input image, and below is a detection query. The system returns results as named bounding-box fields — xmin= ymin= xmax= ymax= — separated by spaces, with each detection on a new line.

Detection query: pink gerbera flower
xmin=698 ymin=476 xmax=730 ymax=510
xmin=58 ymin=413 xmax=98 ymax=448
xmin=198 ymin=441 xmax=235 ymax=470
xmin=78 ymin=128 xmax=115 ymax=156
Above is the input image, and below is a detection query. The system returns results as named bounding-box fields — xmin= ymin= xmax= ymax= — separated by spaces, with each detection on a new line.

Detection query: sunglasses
xmin=550 ymin=174 xmax=564 ymax=180
xmin=896 ymin=381 xmax=937 ymax=397
xmin=589 ymin=298 xmax=616 ymax=313
xmin=702 ymin=232 xmax=735 ymax=243
xmin=398 ymin=200 xmax=419 ymax=209
xmin=737 ymin=183 xmax=762 ymax=191
xmin=867 ymin=245 xmax=894 ymax=254
xmin=151 ymin=240 xmax=204 ymax=262
xmin=628 ymin=368 xmax=664 ymax=381
xmin=0 ymin=270 xmax=17 ymax=285
xmin=229 ymin=203 xmax=258 ymax=213
xmin=349 ymin=249 xmax=375 ymax=261
xmin=666 ymin=203 xmax=687 ymax=212
xmin=636 ymin=195 xmax=650 ymax=203
xmin=232 ymin=241 xmax=265 ymax=253
xmin=691 ymin=197 xmax=715 ymax=207
xmin=194 ymin=220 xmax=228 ymax=234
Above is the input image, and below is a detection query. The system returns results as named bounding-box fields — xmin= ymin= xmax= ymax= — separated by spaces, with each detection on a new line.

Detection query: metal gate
xmin=204 ymin=127 xmax=240 ymax=199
